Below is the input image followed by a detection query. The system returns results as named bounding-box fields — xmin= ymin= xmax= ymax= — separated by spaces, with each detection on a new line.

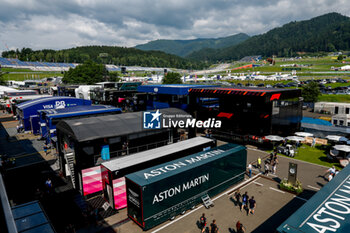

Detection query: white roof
xmin=0 ymin=85 xmax=17 ymax=94
xmin=101 ymin=137 xmax=213 ymax=171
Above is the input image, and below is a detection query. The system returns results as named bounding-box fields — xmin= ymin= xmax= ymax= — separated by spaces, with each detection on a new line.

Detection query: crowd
xmin=246 ymin=152 xmax=279 ymax=177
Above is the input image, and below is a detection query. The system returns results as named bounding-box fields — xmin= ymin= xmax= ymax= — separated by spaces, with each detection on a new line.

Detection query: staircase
xmin=201 ymin=194 xmax=214 ymax=209
xmin=64 ymin=152 xmax=76 ymax=189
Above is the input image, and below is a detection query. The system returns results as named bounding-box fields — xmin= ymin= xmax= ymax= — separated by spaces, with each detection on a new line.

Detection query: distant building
xmin=314 ymin=102 xmax=350 ymax=115
xmin=332 ymin=114 xmax=350 ymax=127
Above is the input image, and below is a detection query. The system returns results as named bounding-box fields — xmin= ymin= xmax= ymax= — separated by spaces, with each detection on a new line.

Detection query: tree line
xmin=1 ymin=46 xmax=207 ymax=70
xmin=187 ymin=13 xmax=350 ymax=62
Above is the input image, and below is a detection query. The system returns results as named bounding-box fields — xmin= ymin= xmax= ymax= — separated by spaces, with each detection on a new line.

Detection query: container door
xmin=107 ymin=183 xmax=113 ymax=207
xmin=126 ymin=178 xmax=143 ymax=227
xmin=102 ymin=167 xmax=115 ymax=208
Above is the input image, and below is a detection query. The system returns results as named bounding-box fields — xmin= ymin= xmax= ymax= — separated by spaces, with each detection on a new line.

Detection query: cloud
xmin=0 ymin=0 xmax=349 ymax=53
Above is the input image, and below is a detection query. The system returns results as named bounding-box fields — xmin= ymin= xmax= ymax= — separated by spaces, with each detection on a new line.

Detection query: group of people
xmin=199 ymin=214 xmax=219 ymax=233
xmin=235 ymin=191 xmax=256 ymax=215
xmin=199 ymin=213 xmax=246 ymax=233
xmin=266 ymin=151 xmax=279 ymax=175
xmin=250 ymin=153 xmax=278 ymax=177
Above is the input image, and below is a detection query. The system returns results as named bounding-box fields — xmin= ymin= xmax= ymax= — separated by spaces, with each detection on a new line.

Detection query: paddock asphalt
xmin=0 ymin=111 xmax=332 ymax=233
xmin=78 ymin=147 xmax=331 ymax=233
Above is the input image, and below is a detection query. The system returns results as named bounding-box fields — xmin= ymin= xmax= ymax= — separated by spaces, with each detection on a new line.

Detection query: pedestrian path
xmin=246 ymin=147 xmax=329 ymax=200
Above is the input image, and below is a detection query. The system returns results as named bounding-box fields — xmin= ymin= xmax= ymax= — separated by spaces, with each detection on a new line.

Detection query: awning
xmin=56 ymin=108 xmax=192 ymax=142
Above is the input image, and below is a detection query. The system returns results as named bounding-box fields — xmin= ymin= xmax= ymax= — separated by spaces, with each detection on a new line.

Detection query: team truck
xmin=125 ymin=143 xmax=246 ymax=230
xmin=100 ymin=137 xmax=216 ymax=210
xmin=277 ymin=163 xmax=350 ymax=233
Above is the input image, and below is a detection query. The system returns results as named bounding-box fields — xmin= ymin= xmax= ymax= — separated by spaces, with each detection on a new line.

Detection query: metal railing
xmin=94 ymin=137 xmax=181 ymax=165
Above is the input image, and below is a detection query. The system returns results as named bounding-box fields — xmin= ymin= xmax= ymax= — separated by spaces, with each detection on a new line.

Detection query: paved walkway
xmin=246 ymin=146 xmax=329 ymax=200
xmin=76 ymin=144 xmax=331 ymax=233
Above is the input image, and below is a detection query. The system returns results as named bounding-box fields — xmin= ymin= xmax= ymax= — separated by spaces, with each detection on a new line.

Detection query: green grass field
xmin=2 ymin=67 xmax=35 ymax=72
xmin=287 ymin=145 xmax=342 ymax=170
xmin=325 ymin=82 xmax=350 ymax=88
xmin=3 ymin=72 xmax=63 ymax=81
xmin=318 ymin=94 xmax=350 ymax=103
xmin=228 ymin=56 xmax=350 ymax=78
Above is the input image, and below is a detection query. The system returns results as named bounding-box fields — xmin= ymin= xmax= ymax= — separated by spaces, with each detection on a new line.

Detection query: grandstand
xmin=0 ymin=58 xmax=169 ymax=73
xmin=0 ymin=57 xmax=77 ymax=71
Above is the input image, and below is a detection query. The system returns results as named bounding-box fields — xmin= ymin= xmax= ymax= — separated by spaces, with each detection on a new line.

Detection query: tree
xmin=337 ymin=54 xmax=343 ymax=61
xmin=46 ymin=52 xmax=52 ymax=62
xmin=0 ymin=70 xmax=6 ymax=85
xmin=62 ymin=60 xmax=108 ymax=84
xmin=108 ymin=72 xmax=120 ymax=82
xmin=162 ymin=72 xmax=182 ymax=84
xmin=302 ymin=81 xmax=321 ymax=103
xmin=38 ymin=51 xmax=45 ymax=61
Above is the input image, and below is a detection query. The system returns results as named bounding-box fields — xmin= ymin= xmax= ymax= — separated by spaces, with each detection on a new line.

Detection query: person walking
xmin=241 ymin=192 xmax=249 ymax=211
xmin=272 ymin=161 xmax=277 ymax=174
xmin=311 ymin=137 xmax=316 ymax=147
xmin=210 ymin=219 xmax=219 ymax=233
xmin=236 ymin=221 xmax=245 ymax=233
xmin=238 ymin=224 xmax=245 ymax=233
xmin=264 ymin=161 xmax=269 ymax=176
xmin=326 ymin=166 xmax=336 ymax=176
xmin=235 ymin=190 xmax=241 ymax=207
xmin=257 ymin=157 xmax=261 ymax=170
xmin=43 ymin=144 xmax=48 ymax=156
xmin=248 ymin=196 xmax=256 ymax=215
xmin=45 ymin=178 xmax=53 ymax=193
xmin=200 ymin=213 xmax=207 ymax=233
xmin=269 ymin=152 xmax=274 ymax=163
xmin=247 ymin=163 xmax=252 ymax=178
xmin=325 ymin=166 xmax=336 ymax=181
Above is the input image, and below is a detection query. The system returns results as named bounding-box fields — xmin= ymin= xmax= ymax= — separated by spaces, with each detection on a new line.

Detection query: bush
xmin=279 ymin=179 xmax=303 ymax=194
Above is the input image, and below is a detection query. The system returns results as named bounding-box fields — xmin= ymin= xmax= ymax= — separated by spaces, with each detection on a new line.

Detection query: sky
xmin=0 ymin=0 xmax=349 ymax=54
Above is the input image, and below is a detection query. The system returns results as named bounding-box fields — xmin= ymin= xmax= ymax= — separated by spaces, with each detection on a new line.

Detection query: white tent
xmin=340 ymin=65 xmax=350 ymax=71
xmin=286 ymin=136 xmax=304 ymax=142
xmin=265 ymin=135 xmax=284 ymax=141
xmin=295 ymin=132 xmax=313 ymax=137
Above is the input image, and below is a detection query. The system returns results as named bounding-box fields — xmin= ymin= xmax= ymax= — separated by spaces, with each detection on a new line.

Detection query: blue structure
xmin=277 ymin=164 xmax=350 ymax=233
xmin=38 ymin=105 xmax=121 ymax=142
xmin=16 ymin=97 xmax=92 ymax=133
xmin=301 ymin=117 xmax=332 ymax=126
xmin=11 ymin=201 xmax=55 ymax=233
xmin=137 ymin=84 xmax=218 ymax=110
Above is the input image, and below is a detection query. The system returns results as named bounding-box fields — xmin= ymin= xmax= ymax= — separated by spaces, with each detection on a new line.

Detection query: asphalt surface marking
xmin=269 ymin=187 xmax=285 ymax=194
xmin=294 ymin=196 xmax=308 ymax=202
xmin=307 ymin=185 xmax=320 ymax=191
xmin=252 ymin=181 xmax=263 ymax=186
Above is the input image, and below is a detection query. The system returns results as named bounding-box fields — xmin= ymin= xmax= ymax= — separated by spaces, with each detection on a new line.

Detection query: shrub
xmin=279 ymin=178 xmax=303 ymax=195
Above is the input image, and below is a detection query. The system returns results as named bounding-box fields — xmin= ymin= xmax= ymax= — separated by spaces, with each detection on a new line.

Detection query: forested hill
xmin=1 ymin=46 xmax=207 ymax=69
xmin=134 ymin=33 xmax=250 ymax=57
xmin=187 ymin=12 xmax=350 ymax=62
